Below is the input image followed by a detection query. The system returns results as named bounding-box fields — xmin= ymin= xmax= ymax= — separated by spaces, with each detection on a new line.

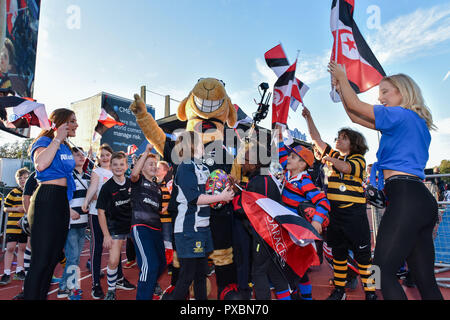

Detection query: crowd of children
xmin=0 ymin=119 xmax=383 ymax=301
xmin=0 ymin=69 xmax=444 ymax=300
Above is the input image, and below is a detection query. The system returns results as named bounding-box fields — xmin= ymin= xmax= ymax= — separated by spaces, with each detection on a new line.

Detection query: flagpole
xmin=66 ymin=138 xmax=98 ymax=169
xmin=332 ymin=1 xmax=340 ymax=102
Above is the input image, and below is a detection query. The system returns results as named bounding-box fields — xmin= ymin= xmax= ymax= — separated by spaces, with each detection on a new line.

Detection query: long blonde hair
xmin=381 ymin=74 xmax=436 ymax=130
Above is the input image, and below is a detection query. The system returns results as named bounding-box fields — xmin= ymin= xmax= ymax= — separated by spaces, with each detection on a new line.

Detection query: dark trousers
xmin=24 ymin=185 xmax=70 ymax=300
xmin=132 ymin=226 xmax=166 ymax=300
xmin=232 ymin=216 xmax=252 ymax=292
xmin=327 ymin=203 xmax=372 ymax=267
xmin=250 ymin=228 xmax=289 ymax=300
xmin=374 ymin=178 xmax=443 ymax=300
xmin=172 ymin=257 xmax=208 ymax=300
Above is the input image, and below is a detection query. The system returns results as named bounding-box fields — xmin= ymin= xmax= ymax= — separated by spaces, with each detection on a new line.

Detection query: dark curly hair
xmin=337 ymin=127 xmax=368 ymax=155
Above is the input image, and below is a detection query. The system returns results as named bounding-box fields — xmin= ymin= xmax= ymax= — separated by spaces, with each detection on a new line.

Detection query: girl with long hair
xmin=328 ymin=61 xmax=442 ymax=300
xmin=24 ymin=108 xmax=78 ymax=300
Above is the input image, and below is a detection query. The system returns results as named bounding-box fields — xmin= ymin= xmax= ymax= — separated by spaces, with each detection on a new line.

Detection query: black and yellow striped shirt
xmin=4 ymin=188 xmax=26 ymax=235
xmin=159 ymin=180 xmax=172 ymax=223
xmin=323 ymin=144 xmax=366 ymax=207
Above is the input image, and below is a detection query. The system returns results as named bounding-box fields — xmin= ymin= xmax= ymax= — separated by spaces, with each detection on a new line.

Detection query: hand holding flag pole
xmin=66 ymin=138 xmax=98 ymax=170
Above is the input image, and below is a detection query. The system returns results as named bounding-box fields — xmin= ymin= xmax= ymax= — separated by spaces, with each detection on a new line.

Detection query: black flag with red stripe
xmin=330 ymin=0 xmax=385 ymax=99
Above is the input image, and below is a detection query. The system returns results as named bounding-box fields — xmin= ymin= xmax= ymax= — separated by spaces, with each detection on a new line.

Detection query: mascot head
xmin=177 ymin=78 xmax=237 ymax=144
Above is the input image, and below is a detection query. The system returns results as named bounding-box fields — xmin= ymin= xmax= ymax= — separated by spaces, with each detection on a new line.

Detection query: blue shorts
xmin=174 ymin=229 xmax=213 ymax=259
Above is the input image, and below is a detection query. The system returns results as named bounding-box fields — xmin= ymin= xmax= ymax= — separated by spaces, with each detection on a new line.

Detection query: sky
xmin=1 ymin=0 xmax=450 ymax=167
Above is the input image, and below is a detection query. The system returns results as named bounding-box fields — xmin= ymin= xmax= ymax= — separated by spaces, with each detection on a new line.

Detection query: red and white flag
xmin=330 ymin=0 xmax=385 ymax=101
xmin=0 ymin=96 xmax=50 ymax=129
xmin=241 ymin=190 xmax=321 ymax=278
xmin=92 ymin=108 xmax=125 ymax=141
xmin=270 ymin=59 xmax=298 ymax=126
xmin=265 ymin=44 xmax=309 ymax=111
xmin=126 ymin=144 xmax=138 ymax=156
xmin=93 ymin=95 xmax=125 ymax=141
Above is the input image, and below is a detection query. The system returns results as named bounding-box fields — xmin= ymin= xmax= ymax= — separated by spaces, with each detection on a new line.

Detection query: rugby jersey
xmin=131 ymin=175 xmax=162 ymax=230
xmin=322 ymin=144 xmax=366 ymax=206
xmin=278 ymin=141 xmax=330 ymax=226
xmin=4 ymin=188 xmax=25 ymax=235
xmin=70 ymin=169 xmax=90 ymax=228
xmin=174 ymin=160 xmax=210 ymax=234
xmin=159 ymin=179 xmax=172 ymax=223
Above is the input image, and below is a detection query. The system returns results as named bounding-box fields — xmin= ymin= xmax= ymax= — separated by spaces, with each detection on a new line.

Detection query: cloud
xmin=253 ymin=49 xmax=331 ymax=89
xmin=254 ymin=4 xmax=450 ymax=86
xmin=366 ymin=4 xmax=450 ymax=65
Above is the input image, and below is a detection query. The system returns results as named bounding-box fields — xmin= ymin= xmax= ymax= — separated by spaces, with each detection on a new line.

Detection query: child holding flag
xmin=275 ymin=124 xmax=330 ymax=300
xmin=301 ymin=106 xmax=377 ymax=300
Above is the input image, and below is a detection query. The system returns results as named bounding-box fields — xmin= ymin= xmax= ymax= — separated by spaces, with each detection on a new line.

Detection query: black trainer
xmin=91 ymin=284 xmax=105 ymax=299
xmin=116 ymin=277 xmax=136 ymax=290
xmin=0 ymin=274 xmax=11 ymax=286
xmin=365 ymin=291 xmax=378 ymax=300
xmin=326 ymin=287 xmax=346 ymax=300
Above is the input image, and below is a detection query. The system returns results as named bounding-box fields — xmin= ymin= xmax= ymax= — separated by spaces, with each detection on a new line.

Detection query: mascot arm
xmin=130 ymin=94 xmax=167 ymax=156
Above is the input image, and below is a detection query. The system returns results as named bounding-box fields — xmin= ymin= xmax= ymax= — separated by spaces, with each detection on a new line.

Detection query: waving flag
xmin=232 ymin=104 xmax=252 ymax=128
xmin=330 ymin=0 xmax=385 ymax=101
xmin=241 ymin=190 xmax=321 ymax=278
xmin=0 ymin=96 xmax=50 ymax=129
xmin=93 ymin=95 xmax=124 ymax=141
xmin=265 ymin=44 xmax=309 ymax=111
xmin=271 ymin=60 xmax=298 ymax=126
xmin=126 ymin=144 xmax=138 ymax=156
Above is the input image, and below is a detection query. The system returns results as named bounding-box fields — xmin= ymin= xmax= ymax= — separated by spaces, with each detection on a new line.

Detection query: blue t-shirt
xmin=372 ymin=105 xmax=430 ymax=187
xmin=30 ymin=136 xmax=76 ymax=201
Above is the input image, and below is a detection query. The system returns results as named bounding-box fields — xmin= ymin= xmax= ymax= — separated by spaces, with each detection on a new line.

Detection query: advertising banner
xmin=0 ymin=0 xmax=41 ymax=138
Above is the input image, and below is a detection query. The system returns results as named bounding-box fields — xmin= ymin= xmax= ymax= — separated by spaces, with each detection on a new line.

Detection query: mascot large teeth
xmin=130 ymin=78 xmax=241 ymax=299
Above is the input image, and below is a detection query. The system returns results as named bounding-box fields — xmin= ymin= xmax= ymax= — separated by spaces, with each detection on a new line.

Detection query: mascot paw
xmin=129 ymin=93 xmax=147 ymax=116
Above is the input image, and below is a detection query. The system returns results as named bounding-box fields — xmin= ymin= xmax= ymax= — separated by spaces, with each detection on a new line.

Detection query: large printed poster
xmin=0 ymin=0 xmax=41 ymax=137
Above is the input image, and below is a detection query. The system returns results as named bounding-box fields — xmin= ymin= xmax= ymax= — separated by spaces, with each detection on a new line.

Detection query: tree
xmin=0 ymin=138 xmax=33 ymax=159
xmin=439 ymin=160 xmax=450 ymax=184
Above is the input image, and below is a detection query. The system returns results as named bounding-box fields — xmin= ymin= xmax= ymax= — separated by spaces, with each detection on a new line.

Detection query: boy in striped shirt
xmin=0 ymin=168 xmax=30 ymax=285
xmin=276 ymin=125 xmax=330 ymax=300
xmin=57 ymin=147 xmax=90 ymax=299
xmin=302 ymin=106 xmax=377 ymax=300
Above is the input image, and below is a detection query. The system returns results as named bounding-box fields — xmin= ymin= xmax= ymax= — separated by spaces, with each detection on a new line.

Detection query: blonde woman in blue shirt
xmin=328 ymin=61 xmax=442 ymax=300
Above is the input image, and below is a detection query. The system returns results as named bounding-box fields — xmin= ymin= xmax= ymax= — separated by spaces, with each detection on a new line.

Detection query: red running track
xmin=0 ymin=240 xmax=448 ymax=300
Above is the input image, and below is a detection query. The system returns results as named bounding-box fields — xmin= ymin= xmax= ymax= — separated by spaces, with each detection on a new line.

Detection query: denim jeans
xmin=60 ymin=227 xmax=86 ymax=290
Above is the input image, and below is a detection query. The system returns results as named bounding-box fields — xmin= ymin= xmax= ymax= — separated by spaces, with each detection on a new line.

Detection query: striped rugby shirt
xmin=4 ymin=188 xmax=25 ymax=235
xmin=70 ymin=169 xmax=90 ymax=228
xmin=322 ymin=144 xmax=366 ymax=207
xmin=279 ymin=141 xmax=330 ymax=226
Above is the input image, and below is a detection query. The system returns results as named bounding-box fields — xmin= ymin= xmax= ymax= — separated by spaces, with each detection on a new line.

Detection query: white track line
xmin=47 ymin=253 xmax=128 ymax=296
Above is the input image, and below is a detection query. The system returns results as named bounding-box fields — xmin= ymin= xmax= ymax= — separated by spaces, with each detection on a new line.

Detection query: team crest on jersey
xmin=193 ymin=241 xmax=204 ymax=253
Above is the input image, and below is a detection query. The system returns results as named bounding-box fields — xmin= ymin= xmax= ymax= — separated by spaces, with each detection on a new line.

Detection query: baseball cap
xmin=286 ymin=144 xmax=314 ymax=167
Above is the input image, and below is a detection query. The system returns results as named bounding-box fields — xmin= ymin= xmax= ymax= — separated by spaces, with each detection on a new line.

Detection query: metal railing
xmin=0 ymin=192 xmax=6 ymax=253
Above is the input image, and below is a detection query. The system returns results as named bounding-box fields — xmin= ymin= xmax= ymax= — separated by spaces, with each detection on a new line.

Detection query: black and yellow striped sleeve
xmin=348 ymin=154 xmax=366 ymax=179
xmin=323 ymin=144 xmax=340 ymax=159
xmin=4 ymin=188 xmax=23 ymax=208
